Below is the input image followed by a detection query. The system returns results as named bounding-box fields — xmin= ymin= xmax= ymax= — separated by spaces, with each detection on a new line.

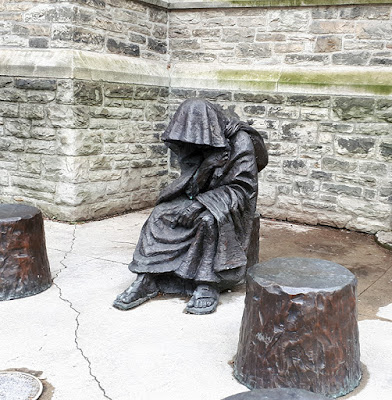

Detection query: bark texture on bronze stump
xmin=223 ymin=388 xmax=330 ymax=400
xmin=0 ymin=204 xmax=51 ymax=301
xmin=234 ymin=257 xmax=361 ymax=398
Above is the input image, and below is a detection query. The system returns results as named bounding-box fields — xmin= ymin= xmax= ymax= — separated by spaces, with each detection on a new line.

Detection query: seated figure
xmin=113 ymin=98 xmax=268 ymax=314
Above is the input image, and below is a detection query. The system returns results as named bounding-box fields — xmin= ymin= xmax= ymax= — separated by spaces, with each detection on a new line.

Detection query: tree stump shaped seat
xmin=234 ymin=257 xmax=361 ymax=398
xmin=223 ymin=388 xmax=330 ymax=400
xmin=0 ymin=204 xmax=51 ymax=301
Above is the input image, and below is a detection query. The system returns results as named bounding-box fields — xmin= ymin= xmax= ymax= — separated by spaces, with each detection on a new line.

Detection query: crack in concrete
xmin=359 ymin=262 xmax=392 ymax=297
xmin=52 ymin=225 xmax=113 ymax=400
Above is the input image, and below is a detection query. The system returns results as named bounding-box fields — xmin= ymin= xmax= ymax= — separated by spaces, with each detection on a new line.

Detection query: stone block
xmin=30 ymin=127 xmax=56 ymax=140
xmin=149 ymin=8 xmax=167 ymax=24
xmin=74 ymin=81 xmax=103 ymax=106
xmin=56 ymin=80 xmax=74 ymax=105
xmin=25 ymin=139 xmax=56 ymax=155
xmin=375 ymin=99 xmax=392 ymax=122
xmin=74 ymin=0 xmax=106 ymax=9
xmin=147 ymin=38 xmax=167 ymax=54
xmin=243 ymin=105 xmax=266 ymax=117
xmin=301 ymin=107 xmax=329 ymax=121
xmin=311 ymin=170 xmax=332 ymax=181
xmin=196 ymin=89 xmax=231 ymax=101
xmin=57 ymin=128 xmax=102 ymax=156
xmin=322 ymin=183 xmax=362 ymax=197
xmin=145 ymin=104 xmax=167 ymax=120
xmin=286 ymin=94 xmax=330 ymax=107
xmin=18 ymin=154 xmax=41 ymax=174
xmin=333 ymin=97 xmax=375 ymax=121
xmin=332 ymin=51 xmax=371 ymax=65
xmin=281 ymin=121 xmax=317 ymax=142
xmin=236 ymin=43 xmax=271 ymax=58
xmin=359 ymin=162 xmax=388 ymax=177
xmin=322 ymin=157 xmax=357 ymax=173
xmin=285 ymin=54 xmax=329 ymax=65
xmin=19 ymin=104 xmax=45 ymax=119
xmin=222 ymin=28 xmax=255 ymax=43
xmin=107 ymin=38 xmax=140 ymax=57
xmin=319 ymin=122 xmax=354 ymax=133
xmin=134 ymin=86 xmax=161 ymax=100
xmin=234 ymin=93 xmax=285 ymax=104
xmin=0 ymin=88 xmax=27 ymax=102
xmin=0 ymin=103 xmax=18 ymax=118
xmin=282 ymin=159 xmax=308 ymax=175
xmin=380 ymin=140 xmax=392 ymax=160
xmin=152 ymin=25 xmax=167 ymax=40
xmin=315 ymin=35 xmax=342 ymax=52
xmin=25 ymin=5 xmax=73 ymax=23
xmin=73 ymin=28 xmax=104 ymax=50
xmin=274 ymin=42 xmax=304 ymax=53
xmin=0 ymin=78 xmax=13 ymax=88
xmin=51 ymin=24 xmax=73 ymax=43
xmin=310 ymin=20 xmax=356 ymax=34
xmin=269 ymin=10 xmax=310 ymax=32
xmin=27 ymin=91 xmax=56 ymax=103
xmin=29 ymin=38 xmax=49 ymax=48
xmin=12 ymin=175 xmax=56 ymax=193
xmin=357 ymin=22 xmax=392 ymax=40
xmin=312 ymin=7 xmax=339 ymax=19
xmin=336 ymin=137 xmax=375 ymax=156
xmin=4 ymin=119 xmax=31 ymax=138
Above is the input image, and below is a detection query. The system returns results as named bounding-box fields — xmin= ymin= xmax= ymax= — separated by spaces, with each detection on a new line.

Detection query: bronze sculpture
xmin=114 ymin=98 xmax=268 ymax=314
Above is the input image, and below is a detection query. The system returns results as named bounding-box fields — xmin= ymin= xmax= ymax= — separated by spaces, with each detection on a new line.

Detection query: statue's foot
xmin=186 ymin=284 xmax=219 ymax=315
xmin=113 ymin=274 xmax=158 ymax=311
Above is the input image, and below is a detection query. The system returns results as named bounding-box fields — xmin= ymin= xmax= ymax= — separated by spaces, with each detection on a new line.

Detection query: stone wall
xmin=0 ymin=0 xmax=391 ymax=233
xmin=169 ymin=5 xmax=392 ymax=67
xmin=0 ymin=71 xmax=169 ymax=220
xmin=168 ymin=86 xmax=392 ymax=233
xmin=1 ymin=0 xmax=168 ymax=60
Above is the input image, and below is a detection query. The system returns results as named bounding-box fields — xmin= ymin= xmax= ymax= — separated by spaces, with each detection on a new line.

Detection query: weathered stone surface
xmin=315 ymin=35 xmax=341 ymax=52
xmin=107 ymin=38 xmax=140 ymax=57
xmin=283 ymin=159 xmax=308 ymax=176
xmin=148 ymin=38 xmax=167 ymax=54
xmin=333 ymin=97 xmax=375 ymax=120
xmin=29 ymin=37 xmax=49 ymax=48
xmin=322 ymin=183 xmax=362 ymax=197
xmin=74 ymin=81 xmax=103 ymax=105
xmin=380 ymin=141 xmax=392 ymax=160
xmin=375 ymin=231 xmax=392 ymax=251
xmin=336 ymin=137 xmax=375 ymax=155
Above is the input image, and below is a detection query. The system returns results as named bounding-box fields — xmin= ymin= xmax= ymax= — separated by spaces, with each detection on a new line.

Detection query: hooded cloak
xmin=128 ymin=98 xmax=268 ymax=291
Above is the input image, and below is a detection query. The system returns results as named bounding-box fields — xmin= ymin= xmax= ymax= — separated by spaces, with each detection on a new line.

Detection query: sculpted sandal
xmin=186 ymin=284 xmax=219 ymax=315
xmin=113 ymin=274 xmax=158 ymax=311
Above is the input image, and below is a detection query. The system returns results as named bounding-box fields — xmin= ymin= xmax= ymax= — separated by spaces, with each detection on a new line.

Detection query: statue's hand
xmin=172 ymin=201 xmax=205 ymax=229
xmin=203 ymin=150 xmax=229 ymax=169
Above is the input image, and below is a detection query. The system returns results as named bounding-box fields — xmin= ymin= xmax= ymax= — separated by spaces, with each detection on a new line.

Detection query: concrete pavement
xmin=1 ymin=211 xmax=391 ymax=400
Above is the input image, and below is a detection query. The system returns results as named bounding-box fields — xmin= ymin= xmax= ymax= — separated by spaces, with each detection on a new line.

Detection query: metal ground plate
xmin=0 ymin=372 xmax=43 ymax=400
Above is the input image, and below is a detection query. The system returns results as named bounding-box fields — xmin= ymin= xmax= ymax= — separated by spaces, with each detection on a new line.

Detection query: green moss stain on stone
xmin=215 ymin=68 xmax=392 ymax=96
xmin=215 ymin=69 xmax=279 ymax=91
xmin=226 ymin=0 xmax=392 ymax=8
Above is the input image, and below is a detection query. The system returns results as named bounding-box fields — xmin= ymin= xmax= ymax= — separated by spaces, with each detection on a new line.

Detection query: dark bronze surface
xmin=0 ymin=204 xmax=51 ymax=301
xmin=235 ymin=257 xmax=361 ymax=398
xmin=223 ymin=388 xmax=330 ymax=400
xmin=114 ymin=98 xmax=268 ymax=313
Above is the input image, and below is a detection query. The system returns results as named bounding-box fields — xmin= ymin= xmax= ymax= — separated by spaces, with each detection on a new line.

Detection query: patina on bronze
xmin=222 ymin=388 xmax=330 ymax=400
xmin=114 ymin=98 xmax=268 ymax=314
xmin=234 ymin=258 xmax=361 ymax=398
xmin=0 ymin=204 xmax=51 ymax=301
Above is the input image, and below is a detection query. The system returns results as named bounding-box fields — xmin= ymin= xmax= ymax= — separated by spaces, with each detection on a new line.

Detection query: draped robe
xmin=129 ymin=130 xmax=259 ymax=290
